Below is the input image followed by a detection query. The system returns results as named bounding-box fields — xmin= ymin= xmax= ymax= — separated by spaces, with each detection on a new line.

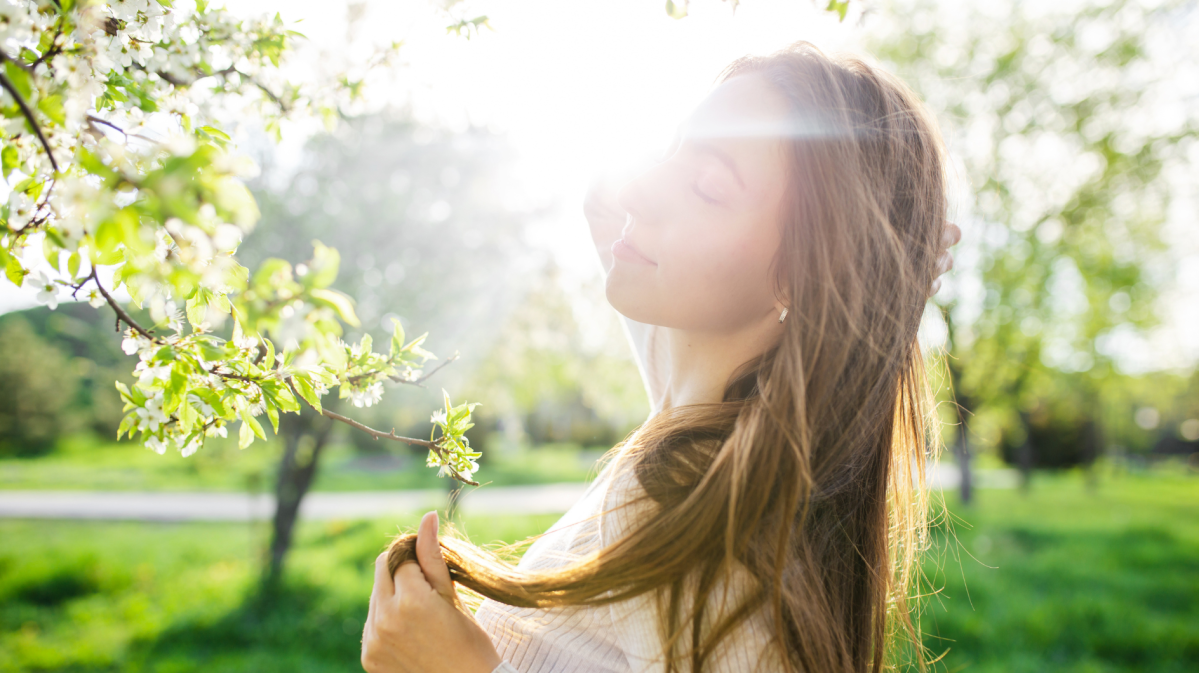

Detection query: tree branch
xmin=393 ymin=351 xmax=460 ymax=387
xmin=89 ymin=267 xmax=159 ymax=342
xmin=31 ymin=20 xmax=64 ymax=67
xmin=0 ymin=71 xmax=58 ymax=173
xmin=284 ymin=377 xmax=478 ymax=486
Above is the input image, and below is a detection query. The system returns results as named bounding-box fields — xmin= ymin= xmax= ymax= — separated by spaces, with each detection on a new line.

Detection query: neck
xmin=653 ymin=318 xmax=781 ymax=414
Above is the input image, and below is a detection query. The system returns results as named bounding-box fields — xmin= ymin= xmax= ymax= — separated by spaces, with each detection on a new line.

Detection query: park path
xmin=0 ymin=465 xmax=1015 ymax=522
xmin=0 ymin=483 xmax=592 ymax=522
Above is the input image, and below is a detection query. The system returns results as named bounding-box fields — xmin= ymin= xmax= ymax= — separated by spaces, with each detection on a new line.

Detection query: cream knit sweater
xmin=474 ymin=452 xmax=783 ymax=673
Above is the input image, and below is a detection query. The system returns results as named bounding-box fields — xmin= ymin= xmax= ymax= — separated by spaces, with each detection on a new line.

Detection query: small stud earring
xmin=778 ymin=307 xmax=788 ymax=323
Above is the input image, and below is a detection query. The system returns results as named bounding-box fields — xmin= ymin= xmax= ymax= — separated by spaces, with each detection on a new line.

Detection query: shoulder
xmin=596 ymin=460 xmax=785 ymax=672
xmin=596 ymin=456 xmax=658 ymax=550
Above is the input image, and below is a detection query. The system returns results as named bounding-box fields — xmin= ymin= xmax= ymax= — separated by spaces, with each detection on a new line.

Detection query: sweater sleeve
xmin=599 ymin=468 xmax=785 ymax=673
xmin=491 ymin=663 xmax=521 ymax=673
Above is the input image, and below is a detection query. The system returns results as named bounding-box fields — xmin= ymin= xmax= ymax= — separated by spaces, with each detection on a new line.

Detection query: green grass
xmin=920 ymin=470 xmax=1199 ymax=672
xmin=1 ymin=471 xmax=1196 ymax=672
xmin=0 ymin=512 xmax=559 ymax=673
xmin=0 ymin=434 xmax=607 ymax=492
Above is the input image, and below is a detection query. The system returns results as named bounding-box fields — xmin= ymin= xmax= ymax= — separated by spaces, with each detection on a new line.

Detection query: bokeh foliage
xmin=870 ymin=0 xmax=1198 ymax=465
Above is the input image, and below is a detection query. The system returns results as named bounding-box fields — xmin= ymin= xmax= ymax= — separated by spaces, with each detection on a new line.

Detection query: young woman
xmin=361 ymin=41 xmax=960 ymax=673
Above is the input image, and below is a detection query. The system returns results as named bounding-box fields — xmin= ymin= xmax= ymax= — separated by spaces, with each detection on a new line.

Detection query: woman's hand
xmin=930 ymin=222 xmax=962 ymax=297
xmin=361 ymin=511 xmax=502 ymax=673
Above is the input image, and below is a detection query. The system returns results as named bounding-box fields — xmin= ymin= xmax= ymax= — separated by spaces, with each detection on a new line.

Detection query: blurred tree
xmin=0 ymin=303 xmax=139 ymax=440
xmin=0 ymin=316 xmax=79 ymax=456
xmin=870 ymin=0 xmax=1198 ymax=498
xmin=240 ymin=111 xmax=539 ymax=579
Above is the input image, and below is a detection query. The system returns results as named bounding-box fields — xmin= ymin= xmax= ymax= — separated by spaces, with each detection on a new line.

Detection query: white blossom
xmin=134 ymin=360 xmax=172 ymax=384
xmin=350 ymin=380 xmax=384 ymax=408
xmin=176 ymin=434 xmax=201 ymax=458
xmin=24 ymin=270 xmax=59 ymax=310
xmin=146 ymin=436 xmax=168 ymax=455
xmin=135 ymin=392 xmax=168 ymax=432
xmin=86 ymin=288 xmax=107 ymax=308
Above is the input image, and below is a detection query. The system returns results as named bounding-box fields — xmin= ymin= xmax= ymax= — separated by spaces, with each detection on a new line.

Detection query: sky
xmin=2 ymin=0 xmax=1196 ymax=372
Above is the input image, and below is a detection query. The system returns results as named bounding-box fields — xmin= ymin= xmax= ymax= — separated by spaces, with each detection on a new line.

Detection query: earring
xmin=778 ymin=307 xmax=788 ymax=323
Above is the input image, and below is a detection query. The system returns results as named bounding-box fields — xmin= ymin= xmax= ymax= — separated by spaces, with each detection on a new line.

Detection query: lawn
xmin=918 ymin=470 xmax=1199 ymax=672
xmin=1 ymin=470 xmax=1196 ymax=672
xmin=0 ymin=434 xmax=608 ymax=492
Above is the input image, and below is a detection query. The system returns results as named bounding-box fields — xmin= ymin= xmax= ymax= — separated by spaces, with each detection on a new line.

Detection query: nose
xmin=616 ymin=162 xmax=665 ymax=226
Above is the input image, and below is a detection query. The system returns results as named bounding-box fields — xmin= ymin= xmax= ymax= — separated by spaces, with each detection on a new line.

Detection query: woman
xmin=361 ymin=41 xmax=960 ymax=673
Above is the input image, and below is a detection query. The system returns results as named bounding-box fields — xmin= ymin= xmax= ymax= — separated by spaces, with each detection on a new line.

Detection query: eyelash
xmin=691 ymin=181 xmax=719 ymax=205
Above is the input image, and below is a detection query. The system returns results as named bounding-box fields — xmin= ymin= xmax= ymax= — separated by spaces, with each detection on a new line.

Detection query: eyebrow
xmin=689 ymin=139 xmax=746 ymax=190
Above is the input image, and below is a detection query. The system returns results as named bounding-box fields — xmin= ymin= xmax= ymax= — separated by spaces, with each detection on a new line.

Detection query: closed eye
xmin=691 ymin=181 xmax=719 ymax=205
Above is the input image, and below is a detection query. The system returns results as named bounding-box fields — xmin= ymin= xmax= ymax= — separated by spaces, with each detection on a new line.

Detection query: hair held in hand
xmin=391 ymin=41 xmax=947 ymax=673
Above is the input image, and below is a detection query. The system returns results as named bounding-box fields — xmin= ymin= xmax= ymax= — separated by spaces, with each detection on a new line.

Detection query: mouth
xmin=612 ymin=237 xmax=656 ymax=266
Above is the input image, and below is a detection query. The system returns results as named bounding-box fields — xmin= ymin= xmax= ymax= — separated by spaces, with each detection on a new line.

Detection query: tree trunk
xmin=265 ymin=407 xmax=336 ymax=587
xmin=946 ymin=356 xmax=975 ymax=505
xmin=1017 ymin=410 xmax=1034 ymax=493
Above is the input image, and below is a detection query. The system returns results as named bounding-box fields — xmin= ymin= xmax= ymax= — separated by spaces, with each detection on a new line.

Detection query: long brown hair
xmin=390 ymin=42 xmax=946 ymax=673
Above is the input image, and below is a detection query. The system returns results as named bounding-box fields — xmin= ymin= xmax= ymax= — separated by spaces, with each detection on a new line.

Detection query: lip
xmin=612 ymin=237 xmax=656 ymax=266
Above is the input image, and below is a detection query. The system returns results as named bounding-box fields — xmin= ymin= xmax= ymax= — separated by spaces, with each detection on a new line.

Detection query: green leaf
xmin=36 ymin=95 xmax=65 ymax=125
xmin=665 ymin=0 xmax=688 ymax=19
xmin=178 ymin=395 xmax=196 ymax=434
xmin=263 ymin=398 xmax=280 ymax=434
xmin=1 ymin=145 xmax=18 ymax=179
xmin=389 ymin=318 xmax=405 ymax=358
xmin=117 ymin=412 xmax=138 ymax=440
xmin=308 ymin=288 xmax=360 ymax=327
xmin=239 ymin=418 xmax=254 ymax=449
xmin=5 ymin=255 xmax=27 ymax=285
xmin=192 ymin=388 xmax=227 ymax=417
xmin=357 ymin=333 xmax=373 ymax=362
xmin=239 ymin=404 xmax=266 ymax=441
xmin=4 ymin=63 xmax=32 ymax=100
xmin=252 ymin=258 xmax=292 ymax=293
xmin=197 ymin=125 xmax=231 ymax=148
xmin=825 ymin=0 xmax=849 ymax=21
xmin=95 ymin=207 xmax=141 ymax=255
xmin=262 ymin=337 xmax=276 ymax=367
xmin=67 ymin=251 xmax=80 ymax=278
xmin=185 ymin=290 xmax=208 ymax=327
xmin=291 ymin=376 xmax=321 ymax=414
xmin=304 ymin=241 xmax=340 ymax=289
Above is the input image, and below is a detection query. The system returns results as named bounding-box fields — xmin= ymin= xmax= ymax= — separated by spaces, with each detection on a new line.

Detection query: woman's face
xmin=607 ymin=73 xmax=793 ymax=334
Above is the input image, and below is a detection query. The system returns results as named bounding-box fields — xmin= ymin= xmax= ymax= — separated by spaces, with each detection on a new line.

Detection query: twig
xmin=213 ymin=370 xmax=258 ymax=385
xmin=346 ymin=351 xmax=460 ymax=387
xmin=285 ymin=377 xmax=478 ymax=486
xmin=87 ymin=114 xmax=127 ymax=138
xmin=89 ymin=267 xmax=160 ymax=342
xmin=31 ymin=20 xmax=64 ymax=67
xmin=0 ymin=71 xmax=58 ymax=172
xmin=393 ymin=351 xmax=460 ymax=387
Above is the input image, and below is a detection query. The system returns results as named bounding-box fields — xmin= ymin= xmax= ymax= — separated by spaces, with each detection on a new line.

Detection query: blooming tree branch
xmin=0 ymin=0 xmax=486 ymax=485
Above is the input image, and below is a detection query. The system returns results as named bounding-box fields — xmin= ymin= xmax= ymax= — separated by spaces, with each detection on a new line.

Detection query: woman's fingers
xmin=938 ymin=251 xmax=954 ymax=275
xmin=415 ymin=510 xmax=456 ymax=601
xmin=943 ymin=222 xmax=962 ymax=248
xmin=372 ymin=549 xmax=396 ymax=602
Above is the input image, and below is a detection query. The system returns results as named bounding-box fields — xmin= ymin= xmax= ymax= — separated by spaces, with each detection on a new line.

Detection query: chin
xmin=604 ymin=265 xmax=662 ymax=325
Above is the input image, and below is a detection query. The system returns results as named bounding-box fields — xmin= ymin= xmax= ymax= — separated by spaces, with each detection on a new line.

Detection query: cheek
xmin=659 ymin=215 xmax=780 ymax=320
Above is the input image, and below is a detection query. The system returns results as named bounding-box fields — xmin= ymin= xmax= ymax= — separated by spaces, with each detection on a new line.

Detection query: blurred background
xmin=1 ymin=0 xmax=1197 ymax=671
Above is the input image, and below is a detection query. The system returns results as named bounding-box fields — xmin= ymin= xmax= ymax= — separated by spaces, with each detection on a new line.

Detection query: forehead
xmin=683 ymin=73 xmax=795 ymax=140
xmin=682 ymin=74 xmax=793 ymax=194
